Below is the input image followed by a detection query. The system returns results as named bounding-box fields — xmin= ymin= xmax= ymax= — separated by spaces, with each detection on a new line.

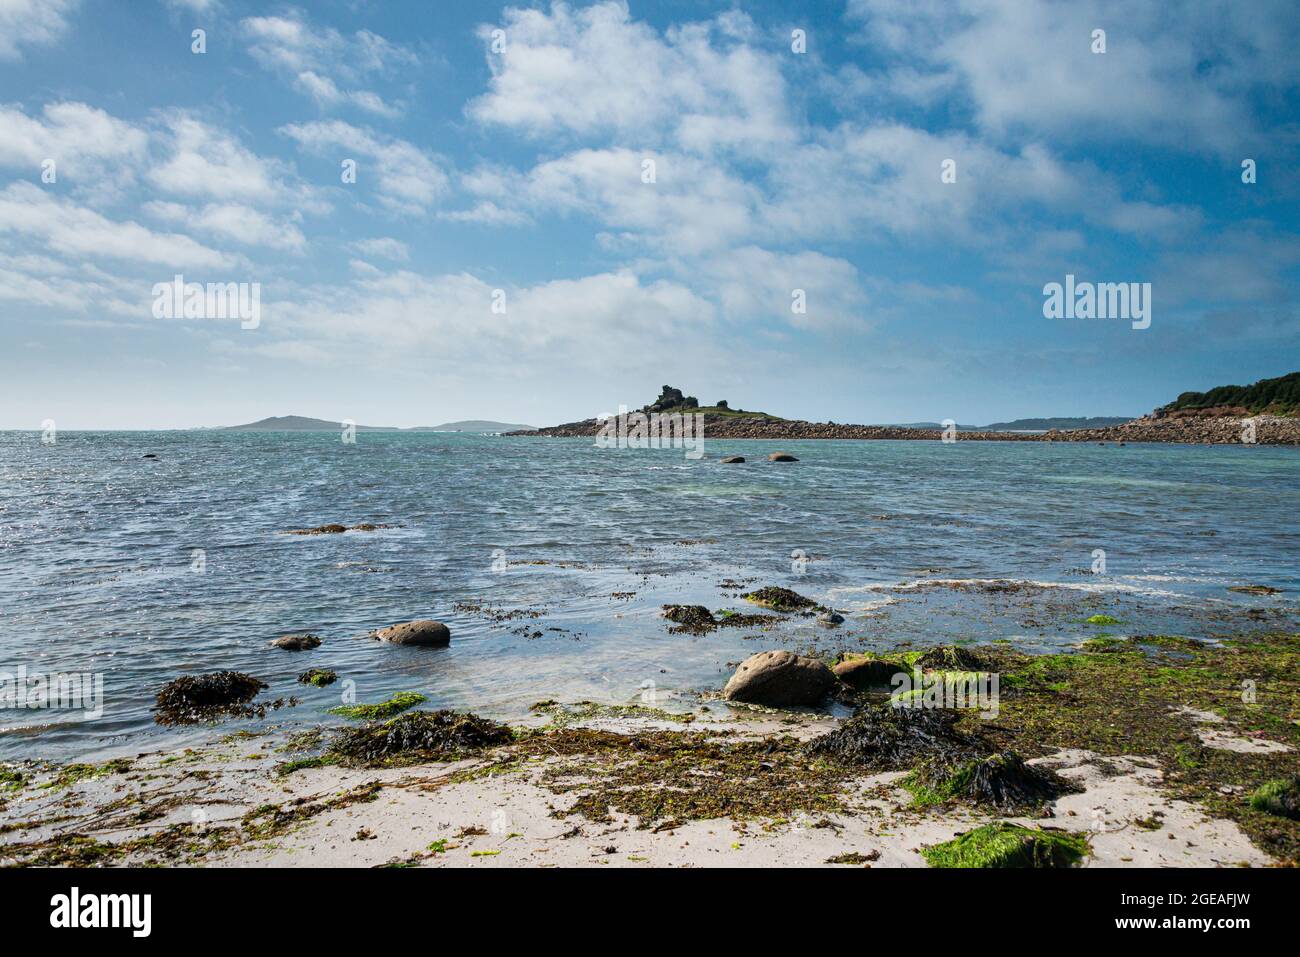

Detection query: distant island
xmin=225 ymin=415 xmax=536 ymax=432
xmin=512 ymin=378 xmax=1299 ymax=445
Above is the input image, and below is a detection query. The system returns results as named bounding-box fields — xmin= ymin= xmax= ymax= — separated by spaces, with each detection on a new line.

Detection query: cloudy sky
xmin=0 ymin=0 xmax=1297 ymax=428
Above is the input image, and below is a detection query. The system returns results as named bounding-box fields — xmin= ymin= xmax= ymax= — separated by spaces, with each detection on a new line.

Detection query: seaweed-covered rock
xmin=270 ymin=633 xmax=321 ymax=651
xmin=805 ymin=702 xmax=979 ymax=769
xmin=741 ymin=586 xmax=817 ymax=612
xmin=371 ymin=620 xmax=451 ymax=647
xmin=723 ymin=651 xmax=835 ymax=707
xmin=154 ymin=672 xmax=269 ymax=725
xmin=913 ymin=645 xmax=990 ymax=672
xmin=904 ymin=751 xmax=1081 ymax=812
xmin=662 ymin=605 xmax=718 ymax=634
xmin=818 ymin=610 xmax=845 ymax=626
xmin=1249 ymin=776 xmax=1300 ymax=820
xmin=1229 ymin=585 xmax=1281 ymax=596
xmin=330 ymin=710 xmax=513 ymax=764
xmin=922 ymin=823 xmax=1089 ymax=868
xmin=297 ymin=668 xmax=338 ymax=687
xmin=330 ymin=691 xmax=426 ymax=720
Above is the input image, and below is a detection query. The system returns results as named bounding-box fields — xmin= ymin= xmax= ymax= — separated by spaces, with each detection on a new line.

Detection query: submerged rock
xmin=662 ymin=605 xmax=718 ymax=634
xmin=723 ymin=650 xmax=835 ymax=707
xmin=371 ymin=620 xmax=451 ymax=647
xmin=818 ymin=610 xmax=845 ymax=626
xmin=768 ymin=452 xmax=799 ymax=462
xmin=284 ymin=523 xmax=397 ymax=535
xmin=330 ymin=710 xmax=513 ymax=764
xmin=270 ymin=633 xmax=321 ymax=651
xmin=719 ymin=455 xmax=746 ymax=463
xmin=297 ymin=668 xmax=337 ymax=687
xmin=1229 ymin=585 xmax=1281 ymax=596
xmin=154 ymin=671 xmax=269 ymax=725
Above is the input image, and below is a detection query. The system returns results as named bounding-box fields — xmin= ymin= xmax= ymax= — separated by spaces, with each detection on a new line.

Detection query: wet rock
xmin=818 ymin=610 xmax=845 ymax=626
xmin=270 ymin=633 xmax=321 ymax=651
xmin=1229 ymin=585 xmax=1281 ymax=596
xmin=297 ymin=668 xmax=337 ymax=687
xmin=833 ymin=654 xmax=912 ymax=690
xmin=154 ymin=671 xmax=268 ymax=725
xmin=741 ymin=586 xmax=818 ymax=612
xmin=283 ymin=523 xmax=397 ymax=535
xmin=142 ymin=453 xmax=158 ymax=459
xmin=371 ymin=619 xmax=451 ymax=647
xmin=768 ymin=452 xmax=799 ymax=462
xmin=913 ymin=645 xmax=990 ymax=672
xmin=661 ymin=605 xmax=717 ymax=634
xmin=720 ymin=455 xmax=746 ymax=463
xmin=723 ymin=650 xmax=835 ymax=707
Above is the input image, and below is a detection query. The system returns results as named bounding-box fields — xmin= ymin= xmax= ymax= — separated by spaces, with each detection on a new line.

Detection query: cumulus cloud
xmin=279 ymin=120 xmax=450 ymax=213
xmin=0 ymin=0 xmax=79 ymax=61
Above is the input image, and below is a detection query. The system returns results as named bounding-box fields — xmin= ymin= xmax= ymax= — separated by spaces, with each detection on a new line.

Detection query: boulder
xmin=833 ymin=655 xmax=909 ymax=690
xmin=372 ymin=619 xmax=451 ymax=647
xmin=818 ymin=610 xmax=845 ymax=626
xmin=723 ymin=650 xmax=834 ymax=706
xmin=720 ymin=455 xmax=746 ymax=464
xmin=769 ymin=452 xmax=799 ymax=462
xmin=270 ymin=633 xmax=322 ymax=651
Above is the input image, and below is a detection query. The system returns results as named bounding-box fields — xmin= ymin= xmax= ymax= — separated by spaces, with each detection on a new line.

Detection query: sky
xmin=0 ymin=0 xmax=1297 ymax=429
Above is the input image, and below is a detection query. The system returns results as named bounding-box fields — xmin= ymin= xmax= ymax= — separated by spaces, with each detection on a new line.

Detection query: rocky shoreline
xmin=510 ymin=412 xmax=1300 ymax=445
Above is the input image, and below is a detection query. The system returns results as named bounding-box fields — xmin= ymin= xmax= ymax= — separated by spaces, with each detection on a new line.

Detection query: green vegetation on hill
xmin=1163 ymin=371 xmax=1300 ymax=416
xmin=640 ymin=385 xmax=782 ymax=419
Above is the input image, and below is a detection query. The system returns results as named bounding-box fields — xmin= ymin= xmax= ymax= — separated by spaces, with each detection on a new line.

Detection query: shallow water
xmin=1 ymin=431 xmax=1296 ymax=760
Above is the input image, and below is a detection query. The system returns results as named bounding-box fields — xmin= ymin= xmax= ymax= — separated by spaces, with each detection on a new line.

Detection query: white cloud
xmin=0 ymin=181 xmax=233 ymax=269
xmin=0 ymin=101 xmax=148 ymax=196
xmin=241 ymin=13 xmax=414 ymax=118
xmin=144 ymin=200 xmax=306 ymax=252
xmin=349 ymin=237 xmax=409 ymax=261
xmin=469 ymin=1 xmax=793 ymax=154
xmin=0 ymin=0 xmax=79 ymax=61
xmin=279 ymin=120 xmax=449 ymax=213
xmin=149 ymin=114 xmax=287 ymax=202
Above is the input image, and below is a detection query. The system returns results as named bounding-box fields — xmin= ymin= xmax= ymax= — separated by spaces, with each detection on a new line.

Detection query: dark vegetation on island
xmin=512 ymin=375 xmax=1300 ymax=445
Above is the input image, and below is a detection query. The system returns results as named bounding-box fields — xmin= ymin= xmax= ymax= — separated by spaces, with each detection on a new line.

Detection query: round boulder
xmin=768 ymin=452 xmax=799 ymax=462
xmin=722 ymin=650 xmax=834 ymax=707
xmin=720 ymin=455 xmax=746 ymax=464
xmin=832 ymin=656 xmax=907 ymax=691
xmin=373 ymin=620 xmax=451 ymax=647
xmin=818 ymin=610 xmax=845 ymax=626
xmin=270 ymin=633 xmax=321 ymax=651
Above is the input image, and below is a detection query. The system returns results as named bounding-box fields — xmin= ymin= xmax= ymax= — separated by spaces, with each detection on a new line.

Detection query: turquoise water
xmin=1 ymin=431 xmax=1296 ymax=759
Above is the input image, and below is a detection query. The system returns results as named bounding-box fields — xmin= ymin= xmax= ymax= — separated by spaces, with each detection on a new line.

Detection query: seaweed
xmin=297 ymin=668 xmax=338 ymax=687
xmin=741 ymin=586 xmax=819 ymax=613
xmin=922 ymin=823 xmax=1090 ymax=868
xmin=153 ymin=672 xmax=270 ymax=725
xmin=329 ymin=691 xmax=426 ymax=720
xmin=1249 ymin=776 xmax=1300 ymax=820
xmin=329 ymin=710 xmax=515 ymax=766
xmin=804 ymin=702 xmax=981 ymax=770
xmin=902 ymin=751 xmax=1081 ymax=812
xmin=661 ymin=605 xmax=718 ymax=634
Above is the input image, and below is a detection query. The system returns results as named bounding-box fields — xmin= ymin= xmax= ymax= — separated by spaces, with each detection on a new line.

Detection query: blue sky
xmin=0 ymin=0 xmax=1297 ymax=428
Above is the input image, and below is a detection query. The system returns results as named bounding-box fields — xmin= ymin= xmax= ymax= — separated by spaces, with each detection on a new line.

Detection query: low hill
xmin=418 ymin=420 xmax=536 ymax=432
xmin=1161 ymin=371 xmax=1300 ymax=417
xmin=980 ymin=416 xmax=1132 ymax=431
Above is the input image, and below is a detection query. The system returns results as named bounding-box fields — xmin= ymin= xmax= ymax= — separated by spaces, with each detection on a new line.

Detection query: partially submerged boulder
xmin=662 ymin=605 xmax=717 ymax=634
xmin=297 ymin=668 xmax=337 ymax=687
xmin=833 ymin=653 xmax=914 ymax=690
xmin=818 ymin=610 xmax=845 ymax=626
xmin=720 ymin=455 xmax=746 ymax=463
xmin=154 ymin=671 xmax=269 ymax=725
xmin=270 ymin=633 xmax=321 ymax=651
xmin=768 ymin=452 xmax=799 ymax=462
xmin=741 ymin=586 xmax=818 ymax=612
xmin=1229 ymin=585 xmax=1281 ymax=596
xmin=723 ymin=650 xmax=835 ymax=707
xmin=371 ymin=620 xmax=451 ymax=647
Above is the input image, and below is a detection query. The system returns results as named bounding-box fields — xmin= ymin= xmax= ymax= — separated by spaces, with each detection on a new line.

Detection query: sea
xmin=1 ymin=430 xmax=1296 ymax=760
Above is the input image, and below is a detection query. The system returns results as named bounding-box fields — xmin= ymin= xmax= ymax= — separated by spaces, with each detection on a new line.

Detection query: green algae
xmin=298 ymin=669 xmax=338 ymax=687
xmin=922 ymin=823 xmax=1089 ymax=868
xmin=741 ymin=586 xmax=819 ymax=613
xmin=901 ymin=751 xmax=1079 ymax=812
xmin=1249 ymin=776 xmax=1300 ymax=820
xmin=1085 ymin=614 xmax=1121 ymax=625
xmin=329 ymin=691 xmax=426 ymax=720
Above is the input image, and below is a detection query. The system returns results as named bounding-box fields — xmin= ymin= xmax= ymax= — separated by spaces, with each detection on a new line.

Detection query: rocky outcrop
xmin=768 ymin=452 xmax=799 ymax=462
xmin=371 ymin=620 xmax=451 ymax=647
xmin=723 ymin=650 xmax=835 ymax=706
xmin=719 ymin=455 xmax=745 ymax=463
